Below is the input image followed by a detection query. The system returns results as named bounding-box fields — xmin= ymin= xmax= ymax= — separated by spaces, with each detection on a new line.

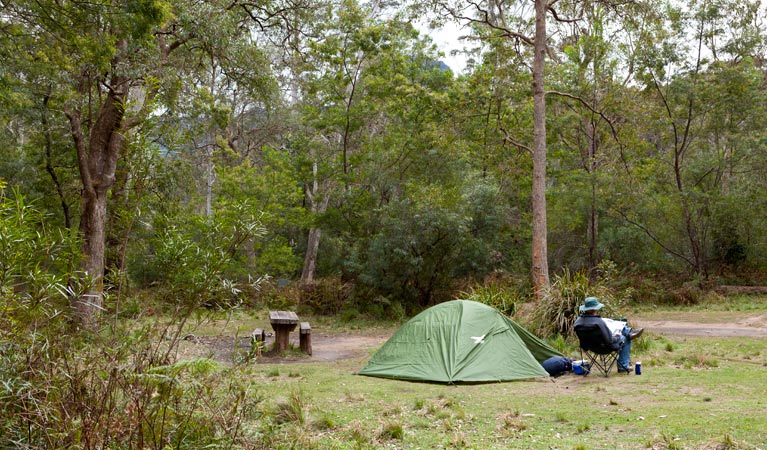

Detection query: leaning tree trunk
xmin=531 ymin=0 xmax=550 ymax=299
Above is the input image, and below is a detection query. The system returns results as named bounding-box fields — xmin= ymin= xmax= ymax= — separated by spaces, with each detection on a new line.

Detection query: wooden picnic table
xmin=269 ymin=311 xmax=299 ymax=352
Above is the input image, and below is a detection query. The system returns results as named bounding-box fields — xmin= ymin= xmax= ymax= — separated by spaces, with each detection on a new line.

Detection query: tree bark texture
xmin=585 ymin=117 xmax=599 ymax=270
xmin=301 ymin=227 xmax=322 ymax=283
xmin=300 ymin=156 xmax=331 ymax=284
xmin=67 ymin=70 xmax=128 ymax=327
xmin=531 ymin=0 xmax=550 ymax=298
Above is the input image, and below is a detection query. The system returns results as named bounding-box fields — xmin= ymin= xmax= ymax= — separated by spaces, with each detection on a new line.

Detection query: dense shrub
xmin=346 ymin=179 xmax=507 ymax=311
xmin=130 ymin=203 xmax=267 ymax=309
xmin=460 ymin=272 xmax=531 ymax=316
xmin=298 ymin=278 xmax=350 ymax=315
xmin=0 ymin=190 xmax=264 ymax=448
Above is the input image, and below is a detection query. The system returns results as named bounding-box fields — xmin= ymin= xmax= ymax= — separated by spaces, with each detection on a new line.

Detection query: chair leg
xmin=581 ymin=349 xmax=618 ymax=377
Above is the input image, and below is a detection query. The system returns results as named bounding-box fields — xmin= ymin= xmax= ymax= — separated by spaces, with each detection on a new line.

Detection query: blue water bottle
xmin=635 ymin=361 xmax=642 ymax=375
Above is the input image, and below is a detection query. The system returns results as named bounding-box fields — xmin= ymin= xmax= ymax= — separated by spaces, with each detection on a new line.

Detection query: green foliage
xmin=273 ymin=389 xmax=308 ymax=426
xmin=0 ymin=188 xmax=80 ymax=300
xmin=130 ymin=201 xmax=267 ymax=308
xmin=348 ymin=177 xmax=507 ymax=311
xmin=547 ymin=333 xmax=570 ymax=355
xmin=216 ymin=147 xmax=304 ymax=278
xmin=460 ymin=273 xmax=530 ymax=316
xmin=3 ymin=0 xmax=767 ymax=323
xmin=359 ymin=296 xmax=407 ymax=322
xmin=0 ymin=190 xmax=78 ymax=443
xmin=298 ymin=278 xmax=349 ymax=315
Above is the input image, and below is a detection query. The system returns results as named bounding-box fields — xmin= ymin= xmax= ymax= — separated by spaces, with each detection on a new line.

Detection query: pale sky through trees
xmin=420 ymin=21 xmax=470 ymax=74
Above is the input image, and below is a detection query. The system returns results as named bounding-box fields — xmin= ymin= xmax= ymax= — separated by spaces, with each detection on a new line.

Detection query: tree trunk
xmin=206 ymin=148 xmax=214 ymax=217
xmin=42 ymin=93 xmax=72 ymax=228
xmin=301 ymin=227 xmax=322 ymax=283
xmin=78 ymin=185 xmax=109 ymax=323
xmin=674 ymin=130 xmax=706 ymax=279
xmin=586 ymin=118 xmax=599 ymax=270
xmin=67 ymin=69 xmax=128 ymax=328
xmin=300 ymin=156 xmax=331 ymax=284
xmin=588 ymin=182 xmax=599 ymax=269
xmin=531 ymin=0 xmax=550 ymax=299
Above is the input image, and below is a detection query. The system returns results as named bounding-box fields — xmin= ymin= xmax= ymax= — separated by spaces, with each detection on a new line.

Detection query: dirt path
xmin=177 ymin=314 xmax=767 ymax=365
xmin=635 ymin=314 xmax=767 ymax=337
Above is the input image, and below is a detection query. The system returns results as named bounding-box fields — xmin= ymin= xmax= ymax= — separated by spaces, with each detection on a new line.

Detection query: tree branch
xmin=616 ymin=209 xmax=697 ymax=268
xmin=64 ymin=105 xmax=96 ymax=199
xmin=446 ymin=0 xmax=535 ymax=46
xmin=546 ymin=90 xmax=631 ymax=172
xmin=498 ymin=126 xmax=532 ymax=153
xmin=547 ymin=5 xmax=582 ymax=23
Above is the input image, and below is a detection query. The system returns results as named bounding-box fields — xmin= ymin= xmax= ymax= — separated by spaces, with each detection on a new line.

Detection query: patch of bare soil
xmin=175 ymin=332 xmax=389 ymax=365
xmin=714 ymin=285 xmax=767 ymax=296
xmin=253 ymin=332 xmax=389 ymax=364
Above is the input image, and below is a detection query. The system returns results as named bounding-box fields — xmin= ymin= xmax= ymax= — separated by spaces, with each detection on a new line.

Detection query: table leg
xmin=274 ymin=326 xmax=290 ymax=352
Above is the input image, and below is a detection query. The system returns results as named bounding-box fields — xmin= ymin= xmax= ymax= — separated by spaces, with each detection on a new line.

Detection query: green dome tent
xmin=359 ymin=300 xmax=561 ymax=383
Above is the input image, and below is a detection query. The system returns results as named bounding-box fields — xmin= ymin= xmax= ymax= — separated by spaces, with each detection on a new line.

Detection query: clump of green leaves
xmin=132 ymin=201 xmax=267 ymax=309
xmin=347 ymin=178 xmax=508 ymax=311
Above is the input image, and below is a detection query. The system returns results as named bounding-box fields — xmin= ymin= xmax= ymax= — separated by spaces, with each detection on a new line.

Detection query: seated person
xmin=573 ymin=297 xmax=644 ymax=373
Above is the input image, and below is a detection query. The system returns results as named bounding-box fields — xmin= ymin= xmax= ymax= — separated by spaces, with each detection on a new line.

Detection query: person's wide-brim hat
xmin=579 ymin=297 xmax=605 ymax=312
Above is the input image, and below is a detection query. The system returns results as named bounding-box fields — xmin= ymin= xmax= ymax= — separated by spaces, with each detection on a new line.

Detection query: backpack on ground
xmin=541 ymin=356 xmax=573 ymax=377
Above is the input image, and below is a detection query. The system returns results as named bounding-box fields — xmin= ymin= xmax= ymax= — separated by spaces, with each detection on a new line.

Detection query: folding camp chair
xmin=573 ymin=323 xmax=622 ymax=377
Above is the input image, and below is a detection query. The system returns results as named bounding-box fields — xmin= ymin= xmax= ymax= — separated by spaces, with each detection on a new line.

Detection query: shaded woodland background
xmin=2 ymin=0 xmax=767 ymax=324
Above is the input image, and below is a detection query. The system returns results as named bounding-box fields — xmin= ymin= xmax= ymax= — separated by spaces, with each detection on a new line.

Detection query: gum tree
xmin=1 ymin=0 xmax=297 ymax=327
xmin=617 ymin=0 xmax=767 ymax=279
xmin=421 ymin=0 xmax=586 ymax=297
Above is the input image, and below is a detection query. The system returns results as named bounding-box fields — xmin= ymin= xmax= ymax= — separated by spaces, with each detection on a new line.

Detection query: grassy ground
xmin=162 ymin=297 xmax=767 ymax=449
xmin=240 ymin=334 xmax=766 ymax=449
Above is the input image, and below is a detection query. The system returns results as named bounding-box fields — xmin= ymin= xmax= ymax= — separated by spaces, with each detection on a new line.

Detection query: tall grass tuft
xmin=379 ymin=421 xmax=404 ymax=440
xmin=312 ymin=415 xmax=337 ymax=431
xmin=532 ymin=261 xmax=624 ymax=337
xmin=274 ymin=388 xmax=308 ymax=426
